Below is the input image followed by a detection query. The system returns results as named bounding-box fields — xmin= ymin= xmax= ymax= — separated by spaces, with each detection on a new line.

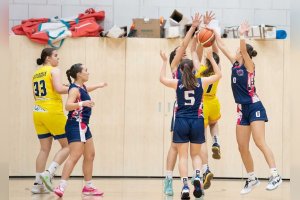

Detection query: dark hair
xmin=201 ymin=52 xmax=220 ymax=77
xmin=36 ymin=48 xmax=56 ymax=65
xmin=169 ymin=46 xmax=179 ymax=65
xmin=179 ymin=59 xmax=197 ymax=90
xmin=66 ymin=63 xmax=83 ymax=84
xmin=246 ymin=43 xmax=257 ymax=59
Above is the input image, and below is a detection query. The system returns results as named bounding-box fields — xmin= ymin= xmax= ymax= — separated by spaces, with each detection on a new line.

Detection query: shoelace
xmin=269 ymin=176 xmax=279 ymax=185
xmin=244 ymin=179 xmax=251 ymax=188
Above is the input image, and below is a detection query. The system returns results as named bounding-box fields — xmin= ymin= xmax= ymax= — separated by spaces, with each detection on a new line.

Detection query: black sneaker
xmin=181 ymin=185 xmax=190 ymax=200
xmin=193 ymin=177 xmax=203 ymax=198
xmin=212 ymin=143 xmax=221 ymax=159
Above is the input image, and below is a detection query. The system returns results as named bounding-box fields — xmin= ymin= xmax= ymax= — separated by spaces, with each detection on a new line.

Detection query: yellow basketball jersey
xmin=195 ymin=65 xmax=219 ymax=98
xmin=32 ymin=65 xmax=63 ymax=112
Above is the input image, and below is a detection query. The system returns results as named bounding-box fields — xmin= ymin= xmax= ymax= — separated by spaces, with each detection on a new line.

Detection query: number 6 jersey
xmin=32 ymin=65 xmax=63 ymax=112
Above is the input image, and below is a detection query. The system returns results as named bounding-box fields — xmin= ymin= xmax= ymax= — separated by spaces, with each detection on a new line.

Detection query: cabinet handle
xmin=168 ymin=102 xmax=171 ymax=112
xmin=158 ymin=102 xmax=162 ymax=112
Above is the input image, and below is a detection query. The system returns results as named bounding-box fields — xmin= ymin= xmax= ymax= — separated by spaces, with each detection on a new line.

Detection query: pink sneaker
xmin=82 ymin=186 xmax=104 ymax=196
xmin=54 ymin=186 xmax=64 ymax=197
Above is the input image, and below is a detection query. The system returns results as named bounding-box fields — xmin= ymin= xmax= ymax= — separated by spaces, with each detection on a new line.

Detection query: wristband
xmin=78 ymin=101 xmax=83 ymax=107
xmin=240 ymin=35 xmax=245 ymax=39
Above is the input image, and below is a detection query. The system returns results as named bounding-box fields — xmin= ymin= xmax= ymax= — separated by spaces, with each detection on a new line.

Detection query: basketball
xmin=197 ymin=28 xmax=215 ymax=47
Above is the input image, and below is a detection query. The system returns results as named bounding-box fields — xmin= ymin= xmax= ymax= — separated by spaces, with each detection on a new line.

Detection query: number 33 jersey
xmin=32 ymin=65 xmax=63 ymax=113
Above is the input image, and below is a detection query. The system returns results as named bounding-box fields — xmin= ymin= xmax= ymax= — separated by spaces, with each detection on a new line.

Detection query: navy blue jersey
xmin=172 ymin=67 xmax=182 ymax=79
xmin=231 ymin=62 xmax=260 ymax=104
xmin=67 ymin=84 xmax=92 ymax=124
xmin=175 ymin=78 xmax=204 ymax=118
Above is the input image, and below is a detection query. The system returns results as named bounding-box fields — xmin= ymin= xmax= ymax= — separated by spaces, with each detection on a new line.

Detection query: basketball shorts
xmin=33 ymin=109 xmax=66 ymax=140
xmin=203 ymin=96 xmax=221 ymax=127
xmin=237 ymin=101 xmax=268 ymax=126
xmin=173 ymin=117 xmax=205 ymax=144
xmin=65 ymin=119 xmax=92 ymax=144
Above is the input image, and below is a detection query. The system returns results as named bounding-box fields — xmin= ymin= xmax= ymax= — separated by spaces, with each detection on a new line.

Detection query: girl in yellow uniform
xmin=31 ymin=48 xmax=69 ymax=193
xmin=190 ymin=36 xmax=222 ymax=190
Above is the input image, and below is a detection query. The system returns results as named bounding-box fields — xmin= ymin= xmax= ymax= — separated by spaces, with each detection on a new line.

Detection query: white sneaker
xmin=40 ymin=171 xmax=53 ymax=192
xmin=31 ymin=183 xmax=49 ymax=194
xmin=240 ymin=178 xmax=260 ymax=195
xmin=266 ymin=175 xmax=282 ymax=190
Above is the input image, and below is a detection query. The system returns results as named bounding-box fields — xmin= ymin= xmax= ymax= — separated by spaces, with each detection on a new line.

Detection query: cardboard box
xmin=133 ymin=18 xmax=165 ymax=38
xmin=169 ymin=9 xmax=183 ymax=26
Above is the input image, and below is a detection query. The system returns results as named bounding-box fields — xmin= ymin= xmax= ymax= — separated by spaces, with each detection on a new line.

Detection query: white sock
xmin=85 ymin=180 xmax=94 ymax=188
xmin=247 ymin=172 xmax=256 ymax=180
xmin=47 ymin=161 xmax=59 ymax=176
xmin=35 ymin=173 xmax=42 ymax=184
xmin=202 ymin=164 xmax=208 ymax=173
xmin=60 ymin=180 xmax=67 ymax=189
xmin=194 ymin=169 xmax=201 ymax=178
xmin=213 ymin=135 xmax=219 ymax=144
xmin=182 ymin=177 xmax=188 ymax=186
xmin=165 ymin=171 xmax=173 ymax=179
xmin=270 ymin=168 xmax=278 ymax=177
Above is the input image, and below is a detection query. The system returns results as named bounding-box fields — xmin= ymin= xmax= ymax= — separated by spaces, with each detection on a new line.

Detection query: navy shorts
xmin=237 ymin=101 xmax=268 ymax=126
xmin=173 ymin=117 xmax=205 ymax=144
xmin=65 ymin=120 xmax=92 ymax=144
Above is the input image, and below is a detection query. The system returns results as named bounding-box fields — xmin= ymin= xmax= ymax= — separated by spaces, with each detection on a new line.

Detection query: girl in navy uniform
xmin=164 ymin=11 xmax=216 ymax=196
xmin=214 ymin=21 xmax=282 ymax=194
xmin=54 ymin=63 xmax=107 ymax=197
xmin=160 ymin=49 xmax=221 ymax=199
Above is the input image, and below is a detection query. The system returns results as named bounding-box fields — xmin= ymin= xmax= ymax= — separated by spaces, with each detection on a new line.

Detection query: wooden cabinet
xmin=8 ymin=36 xmax=290 ymax=179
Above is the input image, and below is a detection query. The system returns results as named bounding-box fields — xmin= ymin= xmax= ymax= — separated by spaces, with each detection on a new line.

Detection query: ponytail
xmin=246 ymin=43 xmax=258 ymax=59
xmin=180 ymin=59 xmax=197 ymax=90
xmin=66 ymin=69 xmax=72 ymax=84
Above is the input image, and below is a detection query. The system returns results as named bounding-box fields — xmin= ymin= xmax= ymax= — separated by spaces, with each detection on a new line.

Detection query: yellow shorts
xmin=203 ymin=96 xmax=221 ymax=127
xmin=33 ymin=111 xmax=67 ymax=140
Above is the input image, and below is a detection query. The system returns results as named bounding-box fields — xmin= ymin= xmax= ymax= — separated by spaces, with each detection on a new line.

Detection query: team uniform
xmin=32 ymin=65 xmax=66 ymax=139
xmin=65 ymin=84 xmax=92 ymax=143
xmin=173 ymin=79 xmax=205 ymax=144
xmin=231 ymin=62 xmax=268 ymax=125
xmin=195 ymin=65 xmax=221 ymax=127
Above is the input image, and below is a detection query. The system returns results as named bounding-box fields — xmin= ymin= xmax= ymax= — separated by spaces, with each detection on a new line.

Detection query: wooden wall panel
xmin=85 ymin=38 xmax=126 ymax=176
xmin=123 ymin=38 xmax=165 ymax=176
xmin=9 ymin=36 xmax=290 ymax=178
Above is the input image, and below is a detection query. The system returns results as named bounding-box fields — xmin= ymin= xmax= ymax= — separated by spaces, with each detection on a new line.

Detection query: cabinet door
xmin=9 ymin=36 xmax=46 ymax=176
xmin=123 ymin=38 xmax=165 ymax=176
xmin=245 ymin=40 xmax=284 ymax=178
xmin=85 ymin=38 xmax=126 ymax=176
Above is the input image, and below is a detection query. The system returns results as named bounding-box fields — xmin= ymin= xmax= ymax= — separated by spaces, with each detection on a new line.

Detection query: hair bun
xmin=252 ymin=50 xmax=257 ymax=57
xmin=36 ymin=58 xmax=43 ymax=65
